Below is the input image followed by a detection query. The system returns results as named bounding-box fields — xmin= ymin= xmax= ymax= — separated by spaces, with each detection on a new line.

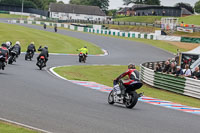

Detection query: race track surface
xmin=0 ymin=19 xmax=199 ymax=133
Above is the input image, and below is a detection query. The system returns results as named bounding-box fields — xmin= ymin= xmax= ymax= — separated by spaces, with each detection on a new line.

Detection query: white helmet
xmin=6 ymin=41 xmax=11 ymax=47
xmin=16 ymin=41 xmax=20 ymax=45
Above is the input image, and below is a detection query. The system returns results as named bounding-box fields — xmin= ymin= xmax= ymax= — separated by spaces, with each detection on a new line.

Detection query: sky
xmin=60 ymin=0 xmax=197 ymax=9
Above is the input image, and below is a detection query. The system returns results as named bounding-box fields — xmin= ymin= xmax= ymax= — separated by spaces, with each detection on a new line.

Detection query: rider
xmin=77 ymin=46 xmax=88 ymax=58
xmin=27 ymin=42 xmax=36 ymax=56
xmin=37 ymin=46 xmax=49 ymax=67
xmin=6 ymin=41 xmax=12 ymax=55
xmin=0 ymin=43 xmax=9 ymax=69
xmin=11 ymin=41 xmax=21 ymax=58
xmin=114 ymin=63 xmax=142 ymax=97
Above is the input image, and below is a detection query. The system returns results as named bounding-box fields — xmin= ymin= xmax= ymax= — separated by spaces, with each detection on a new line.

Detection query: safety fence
xmin=10 ymin=19 xmax=188 ymax=42
xmin=140 ymin=62 xmax=200 ymax=99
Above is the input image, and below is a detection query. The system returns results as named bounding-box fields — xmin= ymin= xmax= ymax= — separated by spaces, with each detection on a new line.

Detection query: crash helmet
xmin=6 ymin=41 xmax=11 ymax=47
xmin=84 ymin=46 xmax=87 ymax=48
xmin=44 ymin=46 xmax=48 ymax=49
xmin=16 ymin=41 xmax=20 ymax=45
xmin=128 ymin=63 xmax=136 ymax=69
xmin=1 ymin=42 xmax=6 ymax=47
xmin=31 ymin=42 xmax=35 ymax=45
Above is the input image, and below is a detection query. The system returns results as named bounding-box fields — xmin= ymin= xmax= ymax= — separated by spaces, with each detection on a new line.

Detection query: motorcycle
xmin=79 ymin=52 xmax=86 ymax=63
xmin=0 ymin=55 xmax=6 ymax=70
xmin=8 ymin=51 xmax=17 ymax=64
xmin=108 ymin=80 xmax=143 ymax=109
xmin=25 ymin=51 xmax=34 ymax=61
xmin=36 ymin=56 xmax=46 ymax=70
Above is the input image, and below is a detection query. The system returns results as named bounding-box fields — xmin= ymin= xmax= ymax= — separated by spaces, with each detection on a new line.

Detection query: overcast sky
xmin=60 ymin=0 xmax=197 ymax=9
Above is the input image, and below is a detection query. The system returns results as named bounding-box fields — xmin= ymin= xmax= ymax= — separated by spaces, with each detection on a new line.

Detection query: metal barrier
xmin=140 ymin=62 xmax=200 ymax=99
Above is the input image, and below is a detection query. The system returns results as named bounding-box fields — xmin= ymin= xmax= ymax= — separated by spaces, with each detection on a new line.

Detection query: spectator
xmin=155 ymin=63 xmax=162 ymax=72
xmin=191 ymin=67 xmax=200 ymax=80
xmin=162 ymin=61 xmax=170 ymax=73
xmin=162 ymin=10 xmax=166 ymax=16
xmin=183 ymin=64 xmax=192 ymax=77
xmin=175 ymin=66 xmax=184 ymax=77
xmin=168 ymin=62 xmax=176 ymax=74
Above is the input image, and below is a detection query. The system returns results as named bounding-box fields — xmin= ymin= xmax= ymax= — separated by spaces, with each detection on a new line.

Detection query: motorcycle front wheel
xmin=124 ymin=91 xmax=138 ymax=109
xmin=108 ymin=90 xmax=114 ymax=104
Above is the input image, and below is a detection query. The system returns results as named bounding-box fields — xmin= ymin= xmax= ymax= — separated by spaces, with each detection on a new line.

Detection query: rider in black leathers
xmin=27 ymin=42 xmax=36 ymax=56
xmin=11 ymin=41 xmax=21 ymax=58
xmin=37 ymin=46 xmax=49 ymax=66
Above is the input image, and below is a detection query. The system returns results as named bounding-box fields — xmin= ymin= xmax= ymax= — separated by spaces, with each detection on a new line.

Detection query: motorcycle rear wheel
xmin=108 ymin=90 xmax=115 ymax=104
xmin=124 ymin=91 xmax=138 ymax=109
xmin=8 ymin=56 xmax=13 ymax=64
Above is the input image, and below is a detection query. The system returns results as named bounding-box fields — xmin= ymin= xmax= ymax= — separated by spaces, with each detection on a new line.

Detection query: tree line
xmin=1 ymin=0 xmax=200 ymax=14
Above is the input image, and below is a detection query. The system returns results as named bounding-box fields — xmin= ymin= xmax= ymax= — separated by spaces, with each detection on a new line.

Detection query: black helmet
xmin=1 ymin=43 xmax=6 ymax=47
xmin=128 ymin=63 xmax=135 ymax=69
xmin=84 ymin=46 xmax=87 ymax=48
xmin=44 ymin=46 xmax=48 ymax=49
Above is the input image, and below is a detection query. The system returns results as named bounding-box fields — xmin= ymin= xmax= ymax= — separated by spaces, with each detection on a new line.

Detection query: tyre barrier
xmin=140 ymin=62 xmax=200 ymax=99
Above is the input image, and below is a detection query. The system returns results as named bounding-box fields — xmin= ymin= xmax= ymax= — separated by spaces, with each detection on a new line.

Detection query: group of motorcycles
xmin=0 ymin=49 xmax=46 ymax=71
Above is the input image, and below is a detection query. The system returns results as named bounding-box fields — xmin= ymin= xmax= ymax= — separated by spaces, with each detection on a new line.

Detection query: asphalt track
xmin=0 ymin=19 xmax=200 ymax=133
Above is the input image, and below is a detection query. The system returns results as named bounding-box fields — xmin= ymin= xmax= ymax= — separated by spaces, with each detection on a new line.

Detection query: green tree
xmin=194 ymin=1 xmax=200 ymax=13
xmin=123 ymin=0 xmax=160 ymax=5
xmin=69 ymin=0 xmax=109 ymax=10
xmin=145 ymin=0 xmax=160 ymax=5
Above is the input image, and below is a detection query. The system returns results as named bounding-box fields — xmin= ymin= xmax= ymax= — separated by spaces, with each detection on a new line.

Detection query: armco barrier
xmin=140 ymin=62 xmax=200 ymax=99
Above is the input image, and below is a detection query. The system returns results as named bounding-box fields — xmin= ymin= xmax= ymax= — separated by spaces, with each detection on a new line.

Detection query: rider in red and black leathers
xmin=0 ymin=43 xmax=9 ymax=69
xmin=114 ymin=64 xmax=142 ymax=96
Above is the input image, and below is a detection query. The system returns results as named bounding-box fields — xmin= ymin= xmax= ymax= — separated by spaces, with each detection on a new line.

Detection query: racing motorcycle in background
xmin=0 ymin=55 xmax=6 ymax=70
xmin=25 ymin=51 xmax=34 ymax=61
xmin=36 ymin=56 xmax=46 ymax=70
xmin=108 ymin=80 xmax=143 ymax=109
xmin=8 ymin=51 xmax=17 ymax=64
xmin=79 ymin=52 xmax=86 ymax=63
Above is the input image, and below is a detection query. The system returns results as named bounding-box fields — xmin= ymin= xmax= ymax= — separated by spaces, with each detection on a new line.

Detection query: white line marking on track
xmin=0 ymin=117 xmax=52 ymax=133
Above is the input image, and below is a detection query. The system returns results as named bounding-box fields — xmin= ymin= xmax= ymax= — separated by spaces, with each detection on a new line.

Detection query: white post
xmin=21 ymin=0 xmax=24 ymax=20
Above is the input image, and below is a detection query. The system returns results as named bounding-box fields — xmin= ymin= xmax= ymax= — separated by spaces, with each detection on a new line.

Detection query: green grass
xmin=179 ymin=15 xmax=200 ymax=25
xmin=114 ymin=15 xmax=200 ymax=25
xmin=54 ymin=65 xmax=200 ymax=108
xmin=0 ymin=23 xmax=103 ymax=54
xmin=0 ymin=121 xmax=38 ymax=133
xmin=0 ymin=14 xmax=27 ymax=19
xmin=114 ymin=16 xmax=164 ymax=23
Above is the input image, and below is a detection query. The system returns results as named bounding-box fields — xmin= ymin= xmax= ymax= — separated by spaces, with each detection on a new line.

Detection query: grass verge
xmin=97 ymin=33 xmax=187 ymax=54
xmin=0 ymin=23 xmax=103 ymax=54
xmin=0 ymin=121 xmax=38 ymax=133
xmin=54 ymin=65 xmax=200 ymax=108
xmin=114 ymin=16 xmax=164 ymax=23
xmin=0 ymin=14 xmax=27 ymax=19
xmin=105 ymin=24 xmax=160 ymax=33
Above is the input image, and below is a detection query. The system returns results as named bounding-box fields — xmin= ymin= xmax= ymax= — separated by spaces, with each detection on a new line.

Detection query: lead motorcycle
xmin=108 ymin=80 xmax=143 ymax=109
xmin=36 ymin=56 xmax=46 ymax=70
xmin=0 ymin=55 xmax=6 ymax=70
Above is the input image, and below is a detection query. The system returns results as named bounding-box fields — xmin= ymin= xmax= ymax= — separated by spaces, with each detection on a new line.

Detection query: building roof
xmin=133 ymin=5 xmax=181 ymax=10
xmin=117 ymin=7 xmax=132 ymax=13
xmin=49 ymin=3 xmax=106 ymax=16
xmin=181 ymin=8 xmax=193 ymax=15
